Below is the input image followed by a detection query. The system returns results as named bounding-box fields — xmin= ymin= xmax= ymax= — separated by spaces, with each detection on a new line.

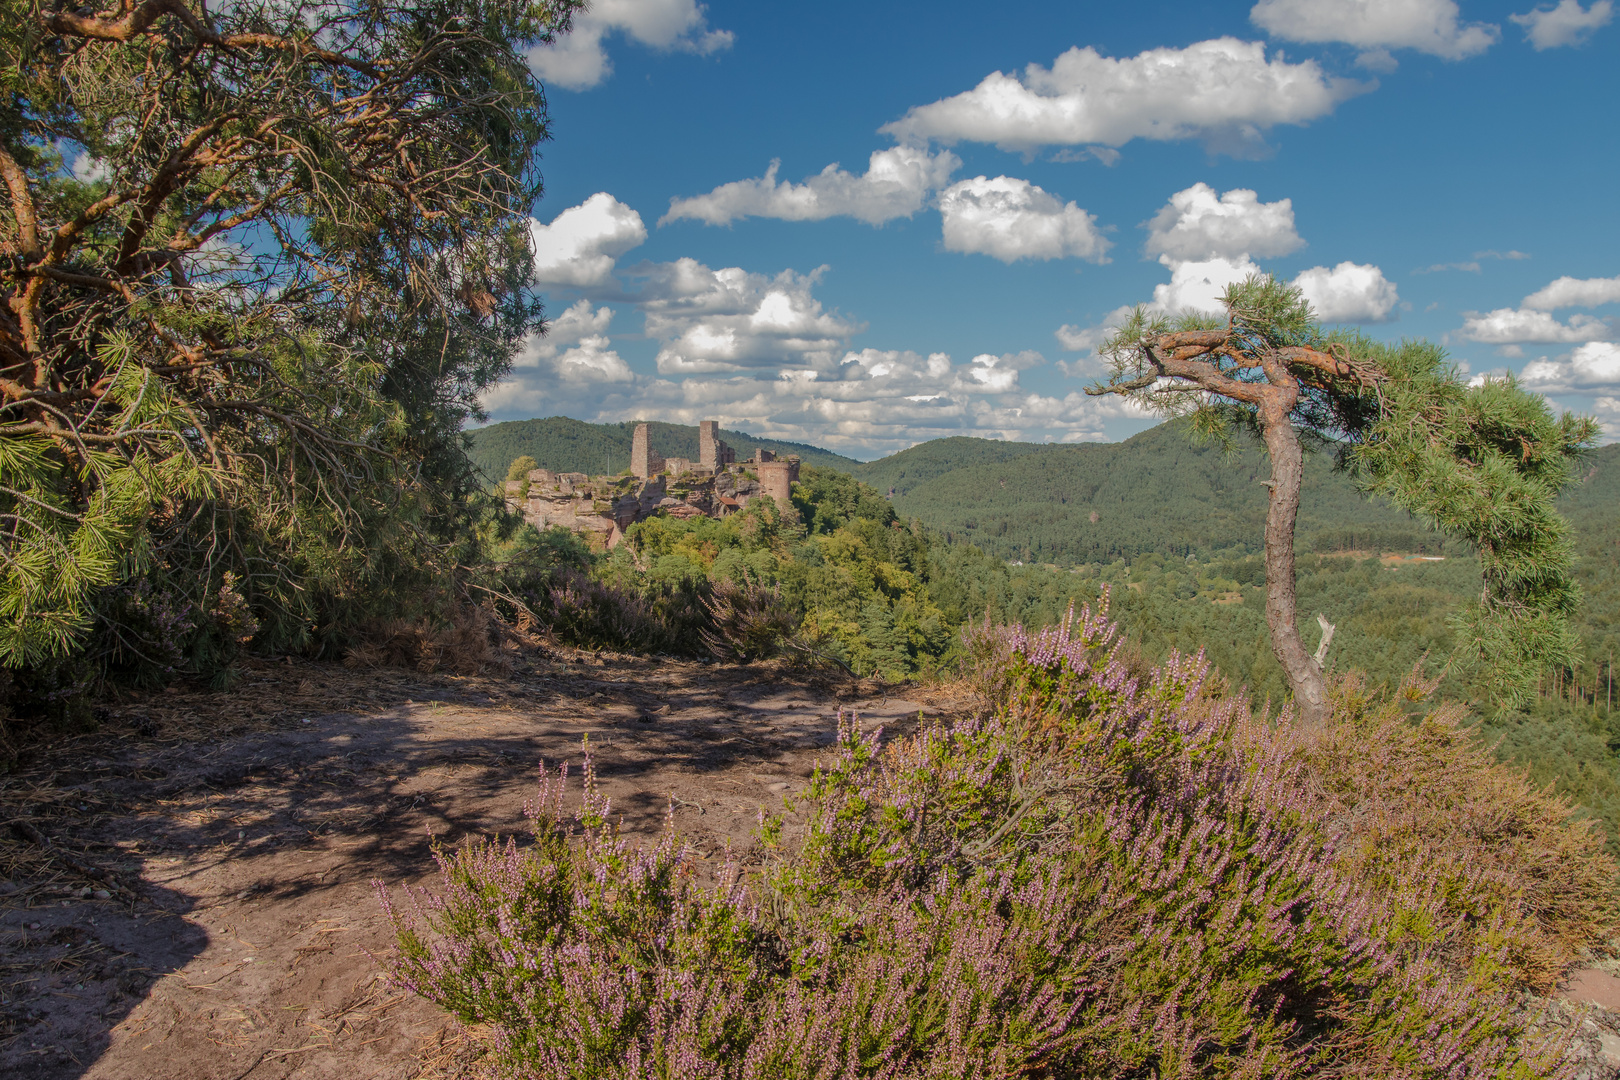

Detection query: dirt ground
xmin=0 ymin=649 xmax=972 ymax=1080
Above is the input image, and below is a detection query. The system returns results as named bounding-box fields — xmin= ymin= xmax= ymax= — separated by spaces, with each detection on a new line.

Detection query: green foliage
xmin=1 ymin=0 xmax=580 ymax=726
xmin=1064 ymin=483 xmax=1620 ymax=846
xmin=578 ymin=469 xmax=1101 ymax=679
xmin=871 ymin=421 xmax=1436 ymax=564
xmin=505 ymin=454 xmax=539 ymax=500
xmin=506 ymin=455 xmax=540 ymax=481
xmin=850 ymin=436 xmax=1045 ymax=498
xmin=1348 ymin=339 xmax=1599 ymax=706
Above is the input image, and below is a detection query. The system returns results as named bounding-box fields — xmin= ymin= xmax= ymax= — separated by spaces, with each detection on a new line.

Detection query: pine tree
xmin=1 ymin=0 xmax=582 ymax=701
xmin=1089 ymin=276 xmax=1595 ymax=723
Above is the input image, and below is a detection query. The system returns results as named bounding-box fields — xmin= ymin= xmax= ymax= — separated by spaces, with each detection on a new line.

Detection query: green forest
xmin=475 ymin=415 xmax=1460 ymax=560
xmin=872 ymin=420 xmax=1455 ymax=562
xmin=490 ymin=419 xmax=1620 ymax=840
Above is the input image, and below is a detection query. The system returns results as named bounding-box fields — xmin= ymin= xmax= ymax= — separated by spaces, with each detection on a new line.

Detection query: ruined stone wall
xmin=501 ymin=420 xmax=776 ymax=547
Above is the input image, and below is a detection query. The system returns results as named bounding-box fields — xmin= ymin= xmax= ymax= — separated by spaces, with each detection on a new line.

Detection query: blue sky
xmin=479 ymin=0 xmax=1620 ymax=459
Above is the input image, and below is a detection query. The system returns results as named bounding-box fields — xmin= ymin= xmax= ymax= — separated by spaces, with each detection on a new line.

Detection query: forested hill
xmin=473 ymin=415 xmax=1618 ymax=565
xmin=850 ymin=421 xmax=1437 ymax=563
xmin=1558 ymin=440 xmax=1620 ymax=538
xmin=466 ymin=417 xmax=863 ymax=479
xmin=850 ymin=436 xmax=1048 ymax=496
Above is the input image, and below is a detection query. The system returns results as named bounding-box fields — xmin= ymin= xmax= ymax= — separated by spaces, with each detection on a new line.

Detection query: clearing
xmin=1 ymin=650 xmax=968 ymax=1080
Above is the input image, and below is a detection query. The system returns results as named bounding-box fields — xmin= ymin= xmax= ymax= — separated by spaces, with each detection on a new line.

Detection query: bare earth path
xmin=1 ymin=651 xmax=971 ymax=1080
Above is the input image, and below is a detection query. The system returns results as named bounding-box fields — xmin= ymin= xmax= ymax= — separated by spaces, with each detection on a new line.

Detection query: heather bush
xmin=700 ymin=574 xmax=802 ymax=663
xmin=1285 ymin=671 xmax=1618 ymax=993
xmin=379 ymin=596 xmax=1609 ymax=1078
xmin=535 ymin=569 xmax=710 ymax=657
xmin=343 ymin=603 xmax=522 ymax=676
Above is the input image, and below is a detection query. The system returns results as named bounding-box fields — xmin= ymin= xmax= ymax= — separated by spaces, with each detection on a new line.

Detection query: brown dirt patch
xmin=1 ymin=650 xmax=975 ymax=1080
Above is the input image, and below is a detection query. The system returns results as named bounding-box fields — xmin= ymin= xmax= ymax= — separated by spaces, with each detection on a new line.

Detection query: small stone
xmin=1600 ymin=1031 xmax=1620 ymax=1067
xmin=92 ymin=889 xmax=111 ymax=900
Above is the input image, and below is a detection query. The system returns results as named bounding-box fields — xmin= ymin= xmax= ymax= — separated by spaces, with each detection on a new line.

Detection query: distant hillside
xmin=851 ymin=422 xmax=1437 ymax=563
xmin=469 ymin=416 xmax=1618 ymax=565
xmin=856 ymin=425 xmax=1620 ymax=564
xmin=1559 ymin=442 xmax=1620 ymax=538
xmin=466 ymin=417 xmax=864 ymax=480
xmin=850 ymin=437 xmax=1046 ymax=497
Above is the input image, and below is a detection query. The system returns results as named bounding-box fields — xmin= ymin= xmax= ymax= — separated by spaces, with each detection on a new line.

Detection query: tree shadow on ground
xmin=0 ymin=652 xmax=943 ymax=1079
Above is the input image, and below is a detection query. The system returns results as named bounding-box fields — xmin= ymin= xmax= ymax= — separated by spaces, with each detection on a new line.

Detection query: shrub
xmin=343 ymin=603 xmax=521 ymax=676
xmin=536 ymin=569 xmax=710 ymax=658
xmin=700 ymin=574 xmax=801 ymax=663
xmin=377 ymin=597 xmax=1609 ymax=1077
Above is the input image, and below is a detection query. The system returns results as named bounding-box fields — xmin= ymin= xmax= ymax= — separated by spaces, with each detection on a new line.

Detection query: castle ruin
xmin=503 ymin=421 xmax=799 ymax=549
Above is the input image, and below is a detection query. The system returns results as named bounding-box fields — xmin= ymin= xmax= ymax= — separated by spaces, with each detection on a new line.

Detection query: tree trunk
xmin=1256 ymin=396 xmax=1331 ymax=727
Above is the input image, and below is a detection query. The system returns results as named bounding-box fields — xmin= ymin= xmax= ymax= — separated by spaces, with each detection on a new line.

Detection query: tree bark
xmin=1256 ymin=392 xmax=1330 ymax=727
xmin=1090 ymin=326 xmax=1353 ymax=727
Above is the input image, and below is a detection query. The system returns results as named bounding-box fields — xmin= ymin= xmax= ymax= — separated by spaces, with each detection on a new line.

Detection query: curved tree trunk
xmin=1256 ymin=394 xmax=1331 ymax=727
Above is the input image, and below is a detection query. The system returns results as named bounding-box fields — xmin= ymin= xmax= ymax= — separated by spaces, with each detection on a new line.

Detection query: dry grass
xmin=342 ymin=603 xmax=536 ymax=676
xmin=1260 ymin=668 xmax=1620 ymax=992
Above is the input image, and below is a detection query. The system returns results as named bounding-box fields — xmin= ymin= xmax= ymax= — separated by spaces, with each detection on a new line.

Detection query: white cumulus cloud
xmin=938 ymin=176 xmax=1111 ymax=263
xmin=1510 ymin=0 xmax=1614 ymax=48
xmin=881 ymin=38 xmax=1365 ymax=155
xmin=482 ymin=302 xmax=633 ymax=414
xmin=954 ymin=351 xmax=1047 ymax=394
xmin=1291 ymin=262 xmax=1400 ymax=322
xmin=1144 ymin=183 xmax=1304 ymax=261
xmin=71 ymin=151 xmax=110 ymax=185
xmin=1055 ymin=306 xmax=1136 ymax=359
xmin=1251 ymin=0 xmax=1499 ymax=59
xmin=1522 ymin=273 xmax=1620 ymax=310
xmin=481 ymin=241 xmax=1139 ymax=453
xmin=530 ymin=193 xmax=648 ymax=290
xmin=1458 ymin=307 xmax=1610 ymax=344
xmin=1517 ymin=341 xmax=1620 ymax=392
xmin=1153 ymin=256 xmax=1264 ymax=316
xmin=512 ymin=300 xmax=633 ymax=383
xmin=1594 ymin=396 xmax=1620 ymax=444
xmin=1456 ymin=272 xmax=1620 ymax=345
xmin=1056 ymin=183 xmax=1394 ymax=348
xmin=660 ymin=146 xmax=960 ymax=227
xmin=637 ymin=260 xmax=863 ymax=375
xmin=528 ymin=0 xmax=733 ymax=91
xmin=531 ymin=298 xmax=614 ymax=354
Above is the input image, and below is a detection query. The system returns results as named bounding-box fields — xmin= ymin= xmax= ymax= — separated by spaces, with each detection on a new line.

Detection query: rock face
xmin=503 ymin=421 xmax=798 ymax=548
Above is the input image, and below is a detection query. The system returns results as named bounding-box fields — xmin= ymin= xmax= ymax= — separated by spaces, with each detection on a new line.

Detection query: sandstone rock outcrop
xmin=503 ymin=421 xmax=799 ymax=548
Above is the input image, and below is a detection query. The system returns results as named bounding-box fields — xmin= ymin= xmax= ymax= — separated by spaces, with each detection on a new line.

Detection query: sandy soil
xmin=1 ymin=650 xmax=971 ymax=1080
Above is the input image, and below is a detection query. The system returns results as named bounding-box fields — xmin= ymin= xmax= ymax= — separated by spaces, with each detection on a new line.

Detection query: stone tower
xmin=698 ymin=420 xmax=734 ymax=469
xmin=698 ymin=420 xmax=720 ymax=469
xmin=757 ymin=458 xmax=799 ymax=507
xmin=631 ymin=423 xmax=662 ymax=479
